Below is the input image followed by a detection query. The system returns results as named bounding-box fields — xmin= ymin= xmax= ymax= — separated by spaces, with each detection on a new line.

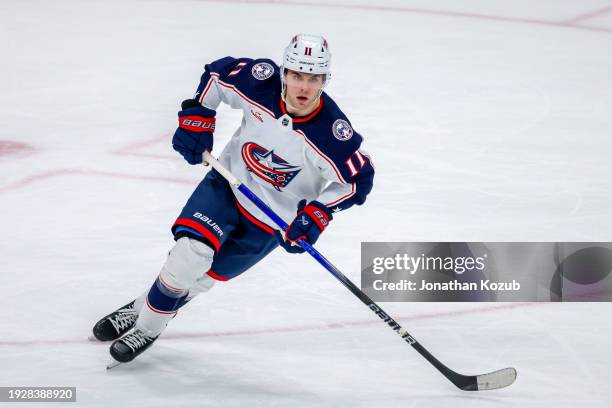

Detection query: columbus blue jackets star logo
xmin=241 ymin=142 xmax=301 ymax=190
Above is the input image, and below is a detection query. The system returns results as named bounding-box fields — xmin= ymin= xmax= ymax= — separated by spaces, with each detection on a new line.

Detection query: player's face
xmin=284 ymin=70 xmax=325 ymax=115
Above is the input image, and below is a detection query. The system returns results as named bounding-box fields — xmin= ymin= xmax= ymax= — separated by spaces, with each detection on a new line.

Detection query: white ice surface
xmin=1 ymin=0 xmax=612 ymax=407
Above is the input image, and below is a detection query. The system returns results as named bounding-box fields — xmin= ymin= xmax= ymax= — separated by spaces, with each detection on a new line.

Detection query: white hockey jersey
xmin=194 ymin=57 xmax=375 ymax=229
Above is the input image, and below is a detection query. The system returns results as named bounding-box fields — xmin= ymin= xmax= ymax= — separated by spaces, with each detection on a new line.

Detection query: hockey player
xmin=93 ymin=34 xmax=375 ymax=365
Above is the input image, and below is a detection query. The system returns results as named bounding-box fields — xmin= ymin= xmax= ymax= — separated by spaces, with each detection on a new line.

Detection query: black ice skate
xmin=107 ymin=327 xmax=158 ymax=368
xmin=92 ymin=300 xmax=138 ymax=341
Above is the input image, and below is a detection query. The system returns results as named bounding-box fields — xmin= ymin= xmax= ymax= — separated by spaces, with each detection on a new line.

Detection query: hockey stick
xmin=203 ymin=151 xmax=517 ymax=391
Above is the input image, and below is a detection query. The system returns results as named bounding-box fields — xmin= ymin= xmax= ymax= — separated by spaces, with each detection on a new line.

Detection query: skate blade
xmin=106 ymin=358 xmax=122 ymax=370
xmin=88 ymin=335 xmax=99 ymax=342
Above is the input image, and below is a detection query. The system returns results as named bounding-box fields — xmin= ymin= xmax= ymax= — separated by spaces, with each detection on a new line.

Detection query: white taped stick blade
xmin=476 ymin=367 xmax=517 ymax=390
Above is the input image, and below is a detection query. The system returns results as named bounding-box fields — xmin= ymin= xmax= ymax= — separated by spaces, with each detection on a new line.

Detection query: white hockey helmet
xmin=282 ymin=33 xmax=331 ymax=77
xmin=281 ymin=34 xmax=331 ymax=104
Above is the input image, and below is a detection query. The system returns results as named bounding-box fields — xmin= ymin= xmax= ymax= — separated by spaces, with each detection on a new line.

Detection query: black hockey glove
xmin=274 ymin=200 xmax=333 ymax=254
xmin=172 ymin=99 xmax=216 ymax=165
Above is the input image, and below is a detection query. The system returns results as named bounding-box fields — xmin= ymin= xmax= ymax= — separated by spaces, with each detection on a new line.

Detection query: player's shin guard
xmin=135 ymin=237 xmax=214 ymax=336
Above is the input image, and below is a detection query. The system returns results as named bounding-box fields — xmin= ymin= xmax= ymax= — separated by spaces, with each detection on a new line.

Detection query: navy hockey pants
xmin=172 ymin=168 xmax=278 ymax=281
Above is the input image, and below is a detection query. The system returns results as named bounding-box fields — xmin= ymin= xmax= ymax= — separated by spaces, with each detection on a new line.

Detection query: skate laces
xmin=122 ymin=329 xmax=154 ymax=352
xmin=109 ymin=307 xmax=138 ymax=333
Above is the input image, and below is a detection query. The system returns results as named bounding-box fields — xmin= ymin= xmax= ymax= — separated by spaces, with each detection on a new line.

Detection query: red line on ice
xmin=0 ymin=169 xmax=193 ymax=193
xmin=0 ymin=140 xmax=35 ymax=159
xmin=0 ymin=302 xmax=541 ymax=347
xmin=162 ymin=301 xmax=541 ymax=341
xmin=0 ymin=133 xmax=187 ymax=193
xmin=111 ymin=133 xmax=174 ymax=160
xmin=194 ymin=0 xmax=612 ymax=34
xmin=560 ymin=5 xmax=612 ymax=26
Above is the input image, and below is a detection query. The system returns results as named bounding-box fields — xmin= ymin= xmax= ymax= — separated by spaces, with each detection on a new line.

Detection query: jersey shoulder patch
xmin=216 ymin=58 xmax=280 ymax=110
xmin=250 ymin=60 xmax=277 ymax=80
xmin=219 ymin=58 xmax=278 ymax=86
xmin=304 ymin=94 xmax=363 ymax=160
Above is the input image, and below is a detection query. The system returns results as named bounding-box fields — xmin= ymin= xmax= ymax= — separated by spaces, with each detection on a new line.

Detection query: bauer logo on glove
xmin=179 ymin=117 xmax=216 ymax=132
